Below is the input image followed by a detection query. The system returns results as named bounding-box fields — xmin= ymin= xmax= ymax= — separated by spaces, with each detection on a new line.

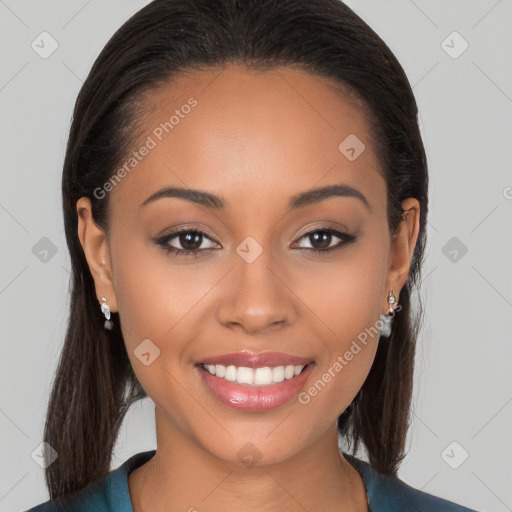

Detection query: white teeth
xmin=202 ymin=363 xmax=307 ymax=386
xmin=272 ymin=366 xmax=285 ymax=383
xmin=204 ymin=364 xmax=216 ymax=375
xmin=237 ymin=367 xmax=254 ymax=385
xmin=254 ymin=367 xmax=273 ymax=386
xmin=284 ymin=365 xmax=295 ymax=379
xmin=224 ymin=365 xmax=237 ymax=381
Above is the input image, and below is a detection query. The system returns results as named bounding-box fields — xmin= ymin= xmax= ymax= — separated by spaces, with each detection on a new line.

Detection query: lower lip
xmin=197 ymin=363 xmax=315 ymax=411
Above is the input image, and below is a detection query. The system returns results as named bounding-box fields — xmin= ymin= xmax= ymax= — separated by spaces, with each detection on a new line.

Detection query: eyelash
xmin=154 ymin=226 xmax=356 ymax=258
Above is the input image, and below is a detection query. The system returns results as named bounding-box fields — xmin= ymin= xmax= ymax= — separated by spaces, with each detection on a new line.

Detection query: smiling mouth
xmin=200 ymin=362 xmax=309 ymax=386
xmin=196 ymin=351 xmax=315 ymax=411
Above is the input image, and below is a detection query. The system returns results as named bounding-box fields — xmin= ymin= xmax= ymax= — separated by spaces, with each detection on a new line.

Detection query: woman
xmin=25 ymin=0 xmax=479 ymax=510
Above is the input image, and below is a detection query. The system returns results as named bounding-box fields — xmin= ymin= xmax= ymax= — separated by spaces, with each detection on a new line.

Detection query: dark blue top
xmin=24 ymin=450 xmax=480 ymax=511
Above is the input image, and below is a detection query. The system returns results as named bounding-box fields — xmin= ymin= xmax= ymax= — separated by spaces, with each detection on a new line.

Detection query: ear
xmin=76 ymin=197 xmax=118 ymax=313
xmin=383 ymin=197 xmax=421 ymax=311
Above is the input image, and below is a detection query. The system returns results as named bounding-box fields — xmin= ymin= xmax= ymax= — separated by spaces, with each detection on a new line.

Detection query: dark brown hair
xmin=45 ymin=0 xmax=428 ymax=500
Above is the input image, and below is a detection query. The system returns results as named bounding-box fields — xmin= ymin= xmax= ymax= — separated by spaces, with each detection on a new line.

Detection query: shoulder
xmin=23 ymin=450 xmax=156 ymax=512
xmin=23 ymin=478 xmax=112 ymax=512
xmin=344 ymin=453 xmax=481 ymax=512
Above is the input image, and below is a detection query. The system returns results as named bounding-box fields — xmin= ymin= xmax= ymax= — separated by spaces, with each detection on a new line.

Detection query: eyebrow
xmin=139 ymin=183 xmax=370 ymax=211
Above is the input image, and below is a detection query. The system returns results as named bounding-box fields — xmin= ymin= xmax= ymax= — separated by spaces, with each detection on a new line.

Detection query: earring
xmin=379 ymin=290 xmax=398 ymax=338
xmin=100 ymin=297 xmax=114 ymax=330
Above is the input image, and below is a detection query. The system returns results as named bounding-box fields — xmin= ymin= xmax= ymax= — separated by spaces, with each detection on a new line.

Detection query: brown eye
xmin=292 ymin=228 xmax=356 ymax=254
xmin=155 ymin=228 xmax=219 ymax=256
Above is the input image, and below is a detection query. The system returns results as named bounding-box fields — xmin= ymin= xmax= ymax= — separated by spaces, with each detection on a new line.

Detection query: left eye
xmin=292 ymin=228 xmax=356 ymax=253
xmin=154 ymin=227 xmax=356 ymax=257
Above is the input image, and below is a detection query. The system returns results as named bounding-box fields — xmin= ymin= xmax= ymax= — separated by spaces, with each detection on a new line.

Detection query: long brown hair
xmin=45 ymin=0 xmax=428 ymax=500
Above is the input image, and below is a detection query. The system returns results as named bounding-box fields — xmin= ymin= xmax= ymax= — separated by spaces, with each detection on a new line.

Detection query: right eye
xmin=154 ymin=228 xmax=220 ymax=257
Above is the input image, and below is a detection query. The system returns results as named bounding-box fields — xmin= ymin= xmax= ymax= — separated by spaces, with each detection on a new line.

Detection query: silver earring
xmin=379 ymin=290 xmax=397 ymax=338
xmin=100 ymin=297 xmax=114 ymax=330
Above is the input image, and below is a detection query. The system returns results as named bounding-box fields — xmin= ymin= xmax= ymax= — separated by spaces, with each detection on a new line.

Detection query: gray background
xmin=1 ymin=1 xmax=511 ymax=511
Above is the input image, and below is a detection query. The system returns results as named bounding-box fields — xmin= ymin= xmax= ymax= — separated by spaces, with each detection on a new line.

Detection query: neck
xmin=128 ymin=407 xmax=368 ymax=512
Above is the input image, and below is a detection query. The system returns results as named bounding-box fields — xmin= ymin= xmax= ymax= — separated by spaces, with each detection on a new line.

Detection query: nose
xmin=216 ymin=249 xmax=299 ymax=335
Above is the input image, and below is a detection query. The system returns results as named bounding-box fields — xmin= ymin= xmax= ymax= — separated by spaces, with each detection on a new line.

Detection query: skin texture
xmin=77 ymin=64 xmax=420 ymax=511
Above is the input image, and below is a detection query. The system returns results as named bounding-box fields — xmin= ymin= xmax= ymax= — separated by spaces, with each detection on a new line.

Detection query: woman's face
xmin=78 ymin=64 xmax=419 ymax=466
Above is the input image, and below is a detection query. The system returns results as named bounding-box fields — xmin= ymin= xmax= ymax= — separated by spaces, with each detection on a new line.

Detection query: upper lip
xmin=199 ymin=351 xmax=313 ymax=368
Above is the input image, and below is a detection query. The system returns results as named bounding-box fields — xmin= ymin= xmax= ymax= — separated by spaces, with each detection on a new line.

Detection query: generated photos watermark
xmin=298 ymin=305 xmax=402 ymax=405
xmin=93 ymin=97 xmax=198 ymax=200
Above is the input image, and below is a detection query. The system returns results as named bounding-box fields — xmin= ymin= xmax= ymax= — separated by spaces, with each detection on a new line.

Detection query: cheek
xmin=292 ymin=245 xmax=387 ymax=413
xmin=291 ymin=243 xmax=387 ymax=339
xmin=111 ymin=231 xmax=203 ymax=340
xmin=110 ymin=246 xmax=201 ymax=424
xmin=110 ymin=235 xmax=224 ymax=386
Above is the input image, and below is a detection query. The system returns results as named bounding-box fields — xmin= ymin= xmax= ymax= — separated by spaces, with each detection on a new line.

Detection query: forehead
xmin=109 ymin=64 xmax=384 ymax=215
